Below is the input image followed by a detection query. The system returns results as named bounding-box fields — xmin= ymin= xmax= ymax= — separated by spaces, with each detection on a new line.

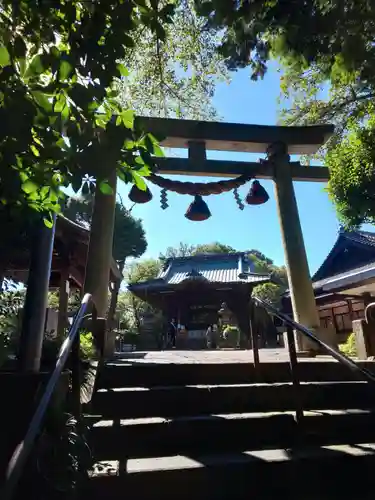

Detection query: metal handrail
xmin=2 ymin=293 xmax=93 ymax=500
xmin=253 ymin=296 xmax=375 ymax=384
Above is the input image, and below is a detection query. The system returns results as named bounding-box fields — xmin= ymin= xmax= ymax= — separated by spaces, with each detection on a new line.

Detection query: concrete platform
xmin=112 ymin=348 xmax=336 ymax=365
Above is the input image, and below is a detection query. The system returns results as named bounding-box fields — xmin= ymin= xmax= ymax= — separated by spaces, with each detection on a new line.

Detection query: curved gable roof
xmin=128 ymin=252 xmax=271 ymax=294
xmin=312 ymin=229 xmax=375 ymax=283
xmin=158 ymin=252 xmax=257 ymax=284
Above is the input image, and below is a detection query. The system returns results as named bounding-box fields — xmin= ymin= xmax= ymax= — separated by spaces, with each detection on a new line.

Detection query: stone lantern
xmin=218 ymin=302 xmax=233 ymax=327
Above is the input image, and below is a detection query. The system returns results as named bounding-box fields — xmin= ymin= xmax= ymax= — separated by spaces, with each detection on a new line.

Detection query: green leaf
xmin=0 ymin=46 xmax=10 ymax=67
xmin=124 ymin=139 xmax=135 ymax=149
xmin=59 ymin=59 xmax=72 ymax=80
xmin=31 ymin=91 xmax=52 ymax=111
xmin=61 ymin=103 xmax=70 ymax=121
xmin=22 ymin=180 xmax=38 ymax=194
xmin=95 ymin=118 xmax=107 ymax=129
xmin=132 ymin=173 xmax=147 ymax=191
xmin=18 ymin=57 xmax=26 ymax=75
xmin=43 ymin=217 xmax=53 ymax=228
xmin=54 ymin=93 xmax=66 ymax=112
xmin=117 ymin=63 xmax=129 ymax=77
xmin=99 ymin=181 xmax=114 ymax=195
xmin=151 ymin=141 xmax=164 ymax=157
xmin=30 ymin=144 xmax=40 ymax=157
xmin=136 ymin=165 xmax=151 ymax=176
xmin=121 ymin=109 xmax=134 ymax=128
xmin=24 ymin=55 xmax=44 ymax=78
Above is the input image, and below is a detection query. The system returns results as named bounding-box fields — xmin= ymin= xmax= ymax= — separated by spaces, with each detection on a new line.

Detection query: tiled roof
xmin=344 ymin=230 xmax=375 ymax=247
xmin=312 ymin=229 xmax=375 ymax=283
xmin=158 ymin=253 xmax=268 ymax=284
xmin=128 ymin=253 xmax=270 ymax=291
xmin=282 ymin=229 xmax=375 ymax=298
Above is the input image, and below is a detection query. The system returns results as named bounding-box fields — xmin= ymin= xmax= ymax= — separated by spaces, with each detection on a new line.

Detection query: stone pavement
xmin=112 ymin=348 xmax=336 ymax=364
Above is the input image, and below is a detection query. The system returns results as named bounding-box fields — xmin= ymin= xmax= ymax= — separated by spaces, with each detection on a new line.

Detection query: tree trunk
xmin=108 ymin=260 xmax=125 ymax=331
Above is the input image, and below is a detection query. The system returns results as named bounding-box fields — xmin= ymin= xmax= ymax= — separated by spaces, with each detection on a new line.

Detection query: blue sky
xmin=117 ymin=62 xmax=341 ymax=275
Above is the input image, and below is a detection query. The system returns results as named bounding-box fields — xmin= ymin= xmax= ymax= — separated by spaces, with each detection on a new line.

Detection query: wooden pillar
xmin=271 ymin=142 xmax=321 ymax=353
xmin=84 ymin=168 xmax=117 ymax=357
xmin=332 ymin=307 xmax=339 ymax=333
xmin=19 ymin=214 xmax=56 ymax=372
xmin=57 ymin=268 xmax=70 ymax=339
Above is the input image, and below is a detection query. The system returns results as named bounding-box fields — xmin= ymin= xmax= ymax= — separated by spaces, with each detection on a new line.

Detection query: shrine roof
xmin=128 ymin=253 xmax=270 ymax=292
xmin=283 ymin=229 xmax=375 ymax=299
xmin=6 ymin=215 xmax=122 ymax=287
xmin=312 ymin=261 xmax=375 ymax=294
xmin=312 ymin=229 xmax=375 ymax=283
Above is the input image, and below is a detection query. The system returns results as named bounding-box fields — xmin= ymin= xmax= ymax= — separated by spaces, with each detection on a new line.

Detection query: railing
xmin=251 ymin=296 xmax=375 ymax=422
xmin=2 ymin=293 xmax=94 ymax=500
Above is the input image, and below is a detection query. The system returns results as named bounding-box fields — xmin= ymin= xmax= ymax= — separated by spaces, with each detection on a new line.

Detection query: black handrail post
xmin=286 ymin=325 xmax=304 ymax=423
xmin=249 ymin=301 xmax=260 ymax=371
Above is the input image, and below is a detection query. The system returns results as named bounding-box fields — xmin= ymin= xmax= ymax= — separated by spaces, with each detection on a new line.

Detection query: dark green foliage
xmin=0 ymin=282 xmax=25 ymax=366
xmin=195 ymin=0 xmax=375 ymax=228
xmin=194 ymin=0 xmax=375 ymax=228
xmin=194 ymin=1 xmax=375 ymax=82
xmin=194 ymin=242 xmax=236 ymax=255
xmin=159 ymin=241 xmax=236 ymax=261
xmin=325 ymin=119 xmax=375 ymax=228
xmin=0 ymin=0 xmax=176 ymax=216
xmin=118 ymin=0 xmax=228 ymax=119
xmin=30 ymin=413 xmax=91 ymax=498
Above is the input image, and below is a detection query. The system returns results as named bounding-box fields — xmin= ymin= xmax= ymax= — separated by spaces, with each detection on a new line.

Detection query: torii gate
xmin=84 ymin=117 xmax=334 ymax=356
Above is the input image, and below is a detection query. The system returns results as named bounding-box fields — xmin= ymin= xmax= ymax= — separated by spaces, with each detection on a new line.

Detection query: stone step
xmin=86 ymin=443 xmax=375 ymax=500
xmin=88 ymin=410 xmax=375 ymax=461
xmin=92 ymin=381 xmax=374 ymax=419
xmin=97 ymin=360 xmax=375 ymax=389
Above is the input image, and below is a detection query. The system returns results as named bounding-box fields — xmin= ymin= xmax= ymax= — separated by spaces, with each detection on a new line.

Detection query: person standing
xmin=206 ymin=324 xmax=213 ymax=349
xmin=168 ymin=318 xmax=177 ymax=348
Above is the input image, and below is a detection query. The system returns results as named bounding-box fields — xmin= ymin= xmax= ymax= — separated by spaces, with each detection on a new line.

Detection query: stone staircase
xmin=84 ymin=359 xmax=375 ymax=499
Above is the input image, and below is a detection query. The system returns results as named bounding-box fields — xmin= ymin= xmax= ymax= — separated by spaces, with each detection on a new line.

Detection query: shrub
xmin=79 ymin=331 xmax=97 ymax=361
xmin=221 ymin=325 xmax=240 ymax=348
xmin=340 ymin=333 xmax=357 ymax=357
xmin=41 ymin=330 xmax=97 ymax=368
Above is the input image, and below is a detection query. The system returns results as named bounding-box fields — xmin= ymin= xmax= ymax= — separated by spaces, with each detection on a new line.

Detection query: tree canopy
xmin=0 ymin=0 xmax=175 ymax=217
xmin=117 ymin=0 xmax=228 ymax=120
xmin=159 ymin=241 xmax=236 ymax=261
xmin=195 ymin=1 xmax=375 ymax=82
xmin=193 ymin=0 xmax=375 ymax=228
xmin=126 ymin=258 xmax=161 ymax=284
xmin=194 ymin=242 xmax=236 ymax=255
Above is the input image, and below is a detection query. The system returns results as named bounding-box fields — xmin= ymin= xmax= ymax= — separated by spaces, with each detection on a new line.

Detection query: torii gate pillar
xmin=271 ymin=142 xmax=336 ymax=352
xmin=84 ymin=167 xmax=117 ymax=358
